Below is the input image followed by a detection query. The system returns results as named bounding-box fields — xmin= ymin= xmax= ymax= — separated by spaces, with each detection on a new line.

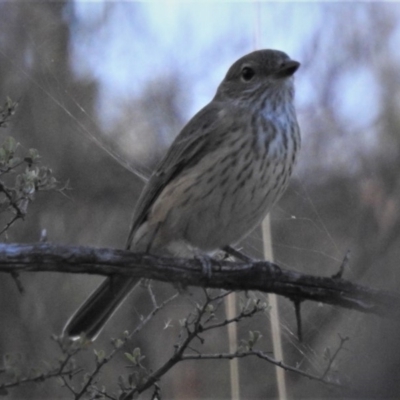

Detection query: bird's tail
xmin=62 ymin=276 xmax=139 ymax=340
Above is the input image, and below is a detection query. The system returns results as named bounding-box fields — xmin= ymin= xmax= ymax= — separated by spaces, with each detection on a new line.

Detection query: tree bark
xmin=0 ymin=242 xmax=398 ymax=318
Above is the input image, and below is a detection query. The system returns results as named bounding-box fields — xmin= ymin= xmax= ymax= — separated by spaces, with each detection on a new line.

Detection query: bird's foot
xmin=194 ymin=254 xmax=214 ymax=281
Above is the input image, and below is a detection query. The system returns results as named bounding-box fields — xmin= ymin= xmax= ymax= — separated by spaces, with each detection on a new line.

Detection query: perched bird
xmin=63 ymin=49 xmax=301 ymax=340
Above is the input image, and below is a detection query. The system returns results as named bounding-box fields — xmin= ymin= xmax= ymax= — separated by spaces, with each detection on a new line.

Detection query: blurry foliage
xmin=0 ymin=99 xmax=59 ymax=238
xmin=0 ymin=97 xmax=16 ymax=128
xmin=0 ymin=1 xmax=399 ymax=399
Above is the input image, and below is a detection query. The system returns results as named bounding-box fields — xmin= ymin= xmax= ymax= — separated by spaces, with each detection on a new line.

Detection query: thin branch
xmin=294 ymin=299 xmax=303 ymax=341
xmin=122 ymin=288 xmax=335 ymax=398
xmin=74 ymin=293 xmax=179 ymax=400
xmin=0 ymin=367 xmax=78 ymax=392
xmin=0 ymin=340 xmax=83 ymax=393
xmin=0 ymin=182 xmax=24 ymax=218
xmin=200 ymin=301 xmax=264 ymax=332
xmin=332 ymin=250 xmax=351 ymax=279
xmin=0 ymin=160 xmax=27 ymax=177
xmin=60 ymin=375 xmax=77 ymax=397
xmin=181 ymin=350 xmax=344 ymax=388
xmin=321 ymin=334 xmax=349 ymax=380
xmin=0 ymin=348 xmax=80 ymax=394
xmin=124 ymin=292 xmax=214 ymax=398
xmin=10 ymin=270 xmax=24 ymax=294
xmin=91 ymin=387 xmax=118 ymax=400
xmin=0 ymin=214 xmax=22 ymax=236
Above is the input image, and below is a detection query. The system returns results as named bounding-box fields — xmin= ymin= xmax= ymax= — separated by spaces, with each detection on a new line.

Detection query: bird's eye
xmin=241 ymin=67 xmax=255 ymax=81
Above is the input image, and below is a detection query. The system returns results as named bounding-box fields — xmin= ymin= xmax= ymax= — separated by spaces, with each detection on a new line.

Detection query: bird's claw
xmin=195 ymin=255 xmax=213 ymax=280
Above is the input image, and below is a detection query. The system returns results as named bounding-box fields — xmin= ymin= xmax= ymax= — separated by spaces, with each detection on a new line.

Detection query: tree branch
xmin=0 ymin=242 xmax=398 ymax=318
xmin=181 ymin=350 xmax=343 ymax=388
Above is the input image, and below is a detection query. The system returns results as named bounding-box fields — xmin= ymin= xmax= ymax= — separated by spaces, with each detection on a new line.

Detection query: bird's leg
xmin=194 ymin=253 xmax=213 ymax=281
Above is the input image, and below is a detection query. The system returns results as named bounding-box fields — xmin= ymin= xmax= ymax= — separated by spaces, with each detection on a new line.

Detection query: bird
xmin=63 ymin=49 xmax=301 ymax=340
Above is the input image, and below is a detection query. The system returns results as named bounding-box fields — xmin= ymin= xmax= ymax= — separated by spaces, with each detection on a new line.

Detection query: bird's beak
xmin=275 ymin=60 xmax=300 ymax=78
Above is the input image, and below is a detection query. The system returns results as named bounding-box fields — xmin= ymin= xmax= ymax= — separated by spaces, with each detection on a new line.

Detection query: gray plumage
xmin=63 ymin=49 xmax=301 ymax=340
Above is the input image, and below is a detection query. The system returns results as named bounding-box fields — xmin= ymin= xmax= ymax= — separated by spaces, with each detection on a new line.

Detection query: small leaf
xmin=205 ymin=304 xmax=214 ymax=313
xmin=5 ymin=97 xmax=16 ymax=112
xmin=94 ymin=349 xmax=105 ymax=363
xmin=179 ymin=318 xmax=187 ymax=327
xmin=248 ymin=330 xmax=262 ymax=349
xmin=56 ymin=376 xmax=65 ymax=387
xmin=9 ymin=157 xmax=21 ymax=167
xmin=3 ymin=137 xmax=17 ymax=153
xmin=252 ymin=330 xmax=262 ymax=343
xmin=125 ymin=352 xmax=136 ymax=365
xmin=0 ymin=148 xmax=6 ymax=162
xmin=132 ymin=348 xmax=141 ymax=358
xmin=323 ymin=347 xmax=331 ymax=361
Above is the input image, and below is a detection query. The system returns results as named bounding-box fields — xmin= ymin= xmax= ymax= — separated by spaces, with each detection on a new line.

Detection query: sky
xmin=67 ymin=2 xmax=322 ymax=127
xmin=62 ymin=1 xmax=400 ymax=157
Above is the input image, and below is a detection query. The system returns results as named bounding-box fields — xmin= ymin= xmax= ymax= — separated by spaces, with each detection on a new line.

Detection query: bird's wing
xmin=125 ymin=101 xmax=226 ymax=249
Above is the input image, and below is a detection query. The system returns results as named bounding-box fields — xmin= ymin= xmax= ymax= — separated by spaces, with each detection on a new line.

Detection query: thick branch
xmin=0 ymin=243 xmax=398 ymax=318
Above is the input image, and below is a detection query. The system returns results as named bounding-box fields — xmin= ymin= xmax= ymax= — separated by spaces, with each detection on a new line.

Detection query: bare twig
xmin=0 ymin=214 xmax=23 ymax=237
xmin=332 ymin=250 xmax=351 ymax=279
xmin=10 ymin=271 xmax=24 ymax=294
xmin=0 ymin=182 xmax=25 ymax=218
xmin=74 ymin=293 xmax=179 ymax=400
xmin=0 ymin=344 xmax=80 ymax=394
xmin=124 ymin=291 xmax=217 ymax=398
xmin=0 ymin=98 xmax=18 ymax=128
xmin=121 ymin=287 xmax=342 ymax=398
xmin=181 ymin=350 xmax=344 ymax=388
xmin=294 ymin=299 xmax=303 ymax=341
xmin=321 ymin=334 xmax=349 ymax=380
xmin=0 ymin=367 xmax=78 ymax=392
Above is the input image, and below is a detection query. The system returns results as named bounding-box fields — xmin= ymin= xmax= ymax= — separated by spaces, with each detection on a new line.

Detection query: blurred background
xmin=1 ymin=1 xmax=400 ymax=399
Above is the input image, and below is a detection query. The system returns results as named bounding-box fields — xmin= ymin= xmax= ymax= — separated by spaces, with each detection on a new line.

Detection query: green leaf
xmin=3 ymin=137 xmax=17 ymax=154
xmin=179 ymin=318 xmax=187 ymax=327
xmin=94 ymin=349 xmax=105 ymax=363
xmin=132 ymin=348 xmax=141 ymax=358
xmin=124 ymin=352 xmax=136 ymax=365
xmin=205 ymin=304 xmax=214 ymax=313
xmin=5 ymin=97 xmax=16 ymax=112
xmin=248 ymin=330 xmax=262 ymax=348
xmin=9 ymin=157 xmax=21 ymax=167
xmin=24 ymin=148 xmax=40 ymax=166
xmin=0 ymin=148 xmax=6 ymax=163
xmin=56 ymin=376 xmax=65 ymax=387
xmin=253 ymin=330 xmax=262 ymax=343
